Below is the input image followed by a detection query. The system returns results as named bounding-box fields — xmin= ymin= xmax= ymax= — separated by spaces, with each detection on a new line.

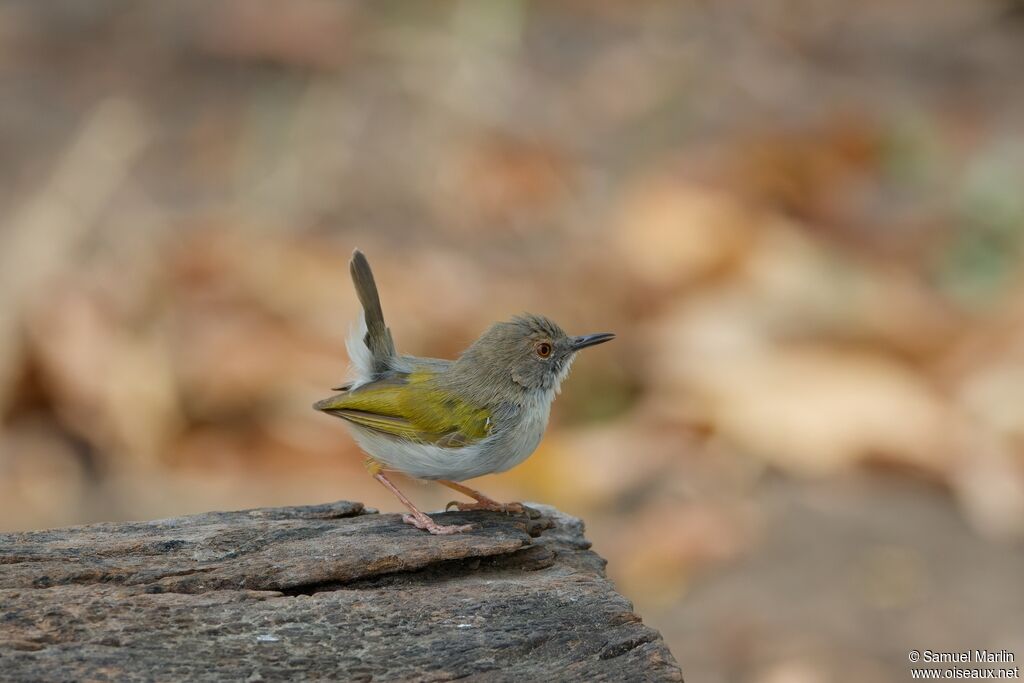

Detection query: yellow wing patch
xmin=315 ymin=370 xmax=492 ymax=448
xmin=329 ymin=409 xmax=424 ymax=440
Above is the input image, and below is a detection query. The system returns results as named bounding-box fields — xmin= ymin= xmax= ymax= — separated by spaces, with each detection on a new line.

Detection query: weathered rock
xmin=0 ymin=503 xmax=682 ymax=682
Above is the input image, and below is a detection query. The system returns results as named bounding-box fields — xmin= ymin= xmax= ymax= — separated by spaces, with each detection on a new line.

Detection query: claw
xmin=445 ymin=500 xmax=528 ymax=515
xmin=401 ymin=513 xmax=475 ymax=535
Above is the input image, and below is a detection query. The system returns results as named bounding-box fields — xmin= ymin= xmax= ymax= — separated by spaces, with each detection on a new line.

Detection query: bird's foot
xmin=401 ymin=513 xmax=475 ymax=535
xmin=445 ymin=500 xmax=538 ymax=517
xmin=445 ymin=499 xmax=522 ymax=514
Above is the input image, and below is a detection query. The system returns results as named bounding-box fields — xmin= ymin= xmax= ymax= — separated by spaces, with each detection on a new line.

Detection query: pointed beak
xmin=570 ymin=332 xmax=615 ymax=351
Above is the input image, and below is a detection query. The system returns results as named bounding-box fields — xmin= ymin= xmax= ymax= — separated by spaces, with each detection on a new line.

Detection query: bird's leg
xmin=439 ymin=480 xmax=526 ymax=515
xmin=373 ymin=472 xmax=475 ymax=535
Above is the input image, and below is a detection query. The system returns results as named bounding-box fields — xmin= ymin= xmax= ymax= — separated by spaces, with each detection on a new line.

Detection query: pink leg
xmin=439 ymin=480 xmax=525 ymax=515
xmin=374 ymin=472 xmax=474 ymax=535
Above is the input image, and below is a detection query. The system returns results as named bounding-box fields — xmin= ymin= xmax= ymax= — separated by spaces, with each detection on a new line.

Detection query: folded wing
xmin=314 ymin=371 xmax=492 ymax=448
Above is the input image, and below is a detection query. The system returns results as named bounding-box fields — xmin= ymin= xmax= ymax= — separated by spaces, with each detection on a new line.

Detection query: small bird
xmin=314 ymin=250 xmax=614 ymax=535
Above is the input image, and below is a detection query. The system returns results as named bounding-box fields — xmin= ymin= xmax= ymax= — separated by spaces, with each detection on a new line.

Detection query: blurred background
xmin=2 ymin=1 xmax=1024 ymax=680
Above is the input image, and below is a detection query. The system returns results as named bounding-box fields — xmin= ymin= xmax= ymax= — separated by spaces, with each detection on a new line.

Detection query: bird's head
xmin=461 ymin=314 xmax=614 ymax=394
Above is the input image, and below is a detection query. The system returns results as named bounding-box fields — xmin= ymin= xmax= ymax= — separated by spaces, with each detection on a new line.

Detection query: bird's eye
xmin=535 ymin=342 xmax=552 ymax=358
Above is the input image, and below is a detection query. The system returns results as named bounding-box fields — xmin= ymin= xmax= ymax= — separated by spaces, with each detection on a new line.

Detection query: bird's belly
xmin=348 ymin=404 xmax=549 ymax=482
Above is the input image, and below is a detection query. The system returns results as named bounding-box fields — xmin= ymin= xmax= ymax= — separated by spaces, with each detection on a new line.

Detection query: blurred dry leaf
xmin=950 ymin=426 xmax=1024 ymax=540
xmin=952 ymin=333 xmax=1024 ymax=442
xmin=655 ymin=340 xmax=949 ymax=476
xmin=612 ymin=500 xmax=752 ymax=607
xmin=577 ymin=43 xmax=675 ymax=125
xmin=739 ymin=225 xmax=958 ymax=356
xmin=727 ymin=117 xmax=883 ymax=230
xmin=0 ymin=99 xmax=150 ymax=412
xmin=0 ymin=425 xmax=89 ymax=531
xmin=612 ymin=180 xmax=751 ymax=290
xmin=27 ymin=285 xmax=182 ymax=469
xmin=200 ymin=0 xmax=352 ymax=70
xmin=437 ymin=133 xmax=574 ymax=231
xmin=170 ymin=228 xmax=357 ymax=332
xmin=754 ymin=659 xmax=830 ymax=683
xmin=507 ymin=423 xmax=679 ymax=510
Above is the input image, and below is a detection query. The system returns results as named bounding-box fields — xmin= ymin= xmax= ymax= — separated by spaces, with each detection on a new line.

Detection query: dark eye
xmin=535 ymin=342 xmax=552 ymax=358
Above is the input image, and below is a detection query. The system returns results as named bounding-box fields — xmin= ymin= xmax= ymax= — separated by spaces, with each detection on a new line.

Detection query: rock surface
xmin=0 ymin=503 xmax=682 ymax=681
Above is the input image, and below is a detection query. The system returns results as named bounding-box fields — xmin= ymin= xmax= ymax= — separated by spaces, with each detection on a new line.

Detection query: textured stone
xmin=0 ymin=503 xmax=682 ymax=682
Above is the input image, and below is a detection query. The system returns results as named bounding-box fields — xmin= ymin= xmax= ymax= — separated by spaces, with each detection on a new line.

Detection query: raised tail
xmin=349 ymin=249 xmax=397 ymax=375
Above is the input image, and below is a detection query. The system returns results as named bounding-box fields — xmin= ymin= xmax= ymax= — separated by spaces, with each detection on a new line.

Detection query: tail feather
xmin=350 ymin=249 xmax=396 ymax=374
